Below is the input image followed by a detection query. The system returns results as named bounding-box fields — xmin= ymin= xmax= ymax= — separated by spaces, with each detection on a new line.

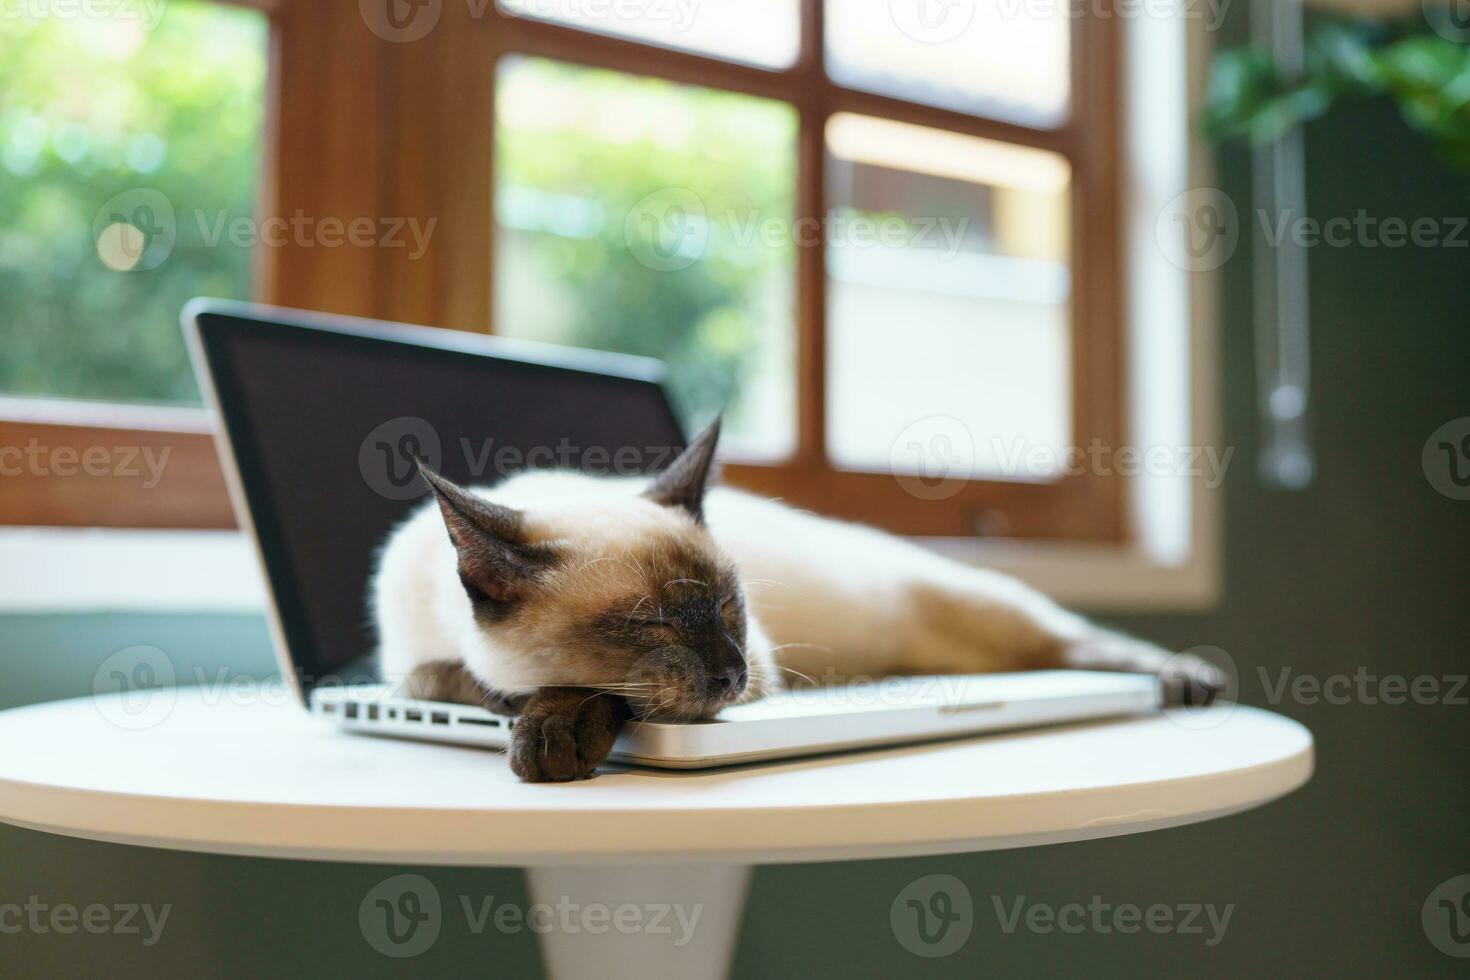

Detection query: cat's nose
xmin=707 ymin=665 xmax=747 ymax=698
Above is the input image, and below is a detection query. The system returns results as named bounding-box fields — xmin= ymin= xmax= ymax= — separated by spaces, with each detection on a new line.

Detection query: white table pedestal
xmin=527 ymin=865 xmax=750 ymax=980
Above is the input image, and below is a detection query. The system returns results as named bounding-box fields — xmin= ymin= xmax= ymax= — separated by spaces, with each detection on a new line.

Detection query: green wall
xmin=5 ymin=40 xmax=1470 ymax=980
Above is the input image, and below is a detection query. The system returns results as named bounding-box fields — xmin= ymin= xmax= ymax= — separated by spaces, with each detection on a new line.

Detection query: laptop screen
xmin=190 ymin=303 xmax=687 ymax=696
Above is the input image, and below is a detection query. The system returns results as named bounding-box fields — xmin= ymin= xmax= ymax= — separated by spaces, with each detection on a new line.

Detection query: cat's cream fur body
xmin=375 ymin=469 xmax=1160 ymax=700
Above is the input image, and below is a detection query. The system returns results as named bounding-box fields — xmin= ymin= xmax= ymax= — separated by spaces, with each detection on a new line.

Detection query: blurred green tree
xmin=495 ymin=58 xmax=797 ymax=441
xmin=0 ymin=3 xmax=265 ymax=404
xmin=0 ymin=19 xmax=795 ymax=436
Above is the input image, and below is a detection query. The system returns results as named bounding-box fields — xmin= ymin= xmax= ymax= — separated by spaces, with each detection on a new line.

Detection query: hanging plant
xmin=1202 ymin=15 xmax=1470 ymax=175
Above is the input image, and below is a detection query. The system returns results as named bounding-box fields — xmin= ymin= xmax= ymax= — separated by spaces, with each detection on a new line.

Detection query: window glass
xmin=826 ymin=0 xmax=1070 ymax=125
xmin=0 ymin=2 xmax=267 ymax=403
xmin=495 ymin=57 xmax=798 ymax=457
xmin=824 ymin=114 xmax=1073 ymax=480
xmin=500 ymin=0 xmax=801 ymax=69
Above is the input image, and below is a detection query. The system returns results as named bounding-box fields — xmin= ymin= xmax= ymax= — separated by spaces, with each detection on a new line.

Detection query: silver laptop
xmin=185 ymin=299 xmax=1160 ymax=770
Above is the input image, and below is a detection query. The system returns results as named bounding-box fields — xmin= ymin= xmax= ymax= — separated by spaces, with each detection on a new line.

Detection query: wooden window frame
xmin=2 ymin=0 xmax=1126 ymax=542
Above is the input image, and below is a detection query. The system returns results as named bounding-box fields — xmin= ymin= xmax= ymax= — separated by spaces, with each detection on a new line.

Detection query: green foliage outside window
xmin=0 ymin=4 xmax=265 ymax=403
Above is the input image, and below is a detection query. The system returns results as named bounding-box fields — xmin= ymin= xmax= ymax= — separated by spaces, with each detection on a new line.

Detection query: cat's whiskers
xmin=775 ymin=663 xmax=819 ymax=686
xmin=769 ymin=641 xmax=833 ymax=654
xmin=592 ymin=683 xmax=659 ymax=695
xmin=621 ymin=594 xmax=656 ymax=625
xmin=571 ymin=555 xmax=621 ymax=574
xmin=630 ymin=688 xmax=680 ymax=732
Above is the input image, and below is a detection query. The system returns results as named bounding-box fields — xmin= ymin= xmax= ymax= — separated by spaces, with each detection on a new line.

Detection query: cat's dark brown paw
xmin=1159 ymin=654 xmax=1227 ymax=708
xmin=509 ymin=687 xmax=630 ymax=782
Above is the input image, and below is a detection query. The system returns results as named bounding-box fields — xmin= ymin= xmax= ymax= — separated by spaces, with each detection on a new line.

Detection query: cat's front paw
xmin=1158 ymin=654 xmax=1227 ymax=708
xmin=1063 ymin=633 xmax=1227 ymax=707
xmin=509 ymin=687 xmax=630 ymax=782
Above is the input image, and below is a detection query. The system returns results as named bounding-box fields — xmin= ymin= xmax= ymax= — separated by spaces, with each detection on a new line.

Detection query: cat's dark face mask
xmin=580 ymin=569 xmax=752 ymax=720
xmin=417 ymin=417 xmax=763 ymax=718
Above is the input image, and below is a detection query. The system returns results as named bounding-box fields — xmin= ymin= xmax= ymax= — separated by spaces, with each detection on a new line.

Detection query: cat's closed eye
xmin=629 ymin=617 xmax=681 ymax=645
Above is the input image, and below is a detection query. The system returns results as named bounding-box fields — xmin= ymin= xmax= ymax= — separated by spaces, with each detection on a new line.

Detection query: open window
xmin=1 ymin=1 xmax=1217 ymax=607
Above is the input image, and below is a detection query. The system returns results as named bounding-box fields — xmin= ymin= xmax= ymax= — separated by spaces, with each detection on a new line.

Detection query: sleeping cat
xmin=374 ymin=418 xmax=1222 ymax=782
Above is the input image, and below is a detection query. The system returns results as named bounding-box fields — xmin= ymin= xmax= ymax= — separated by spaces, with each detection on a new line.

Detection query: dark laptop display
xmin=186 ymin=301 xmax=687 ymax=695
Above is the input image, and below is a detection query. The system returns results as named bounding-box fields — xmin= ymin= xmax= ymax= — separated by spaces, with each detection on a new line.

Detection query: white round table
xmin=0 ymin=691 xmax=1312 ymax=978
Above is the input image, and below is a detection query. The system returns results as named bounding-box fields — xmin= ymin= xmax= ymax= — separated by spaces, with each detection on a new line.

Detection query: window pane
xmin=499 ymin=0 xmax=800 ymax=70
xmin=824 ymin=114 xmax=1072 ymax=481
xmin=495 ymin=58 xmax=797 ymax=457
xmin=825 ymin=0 xmax=1069 ymax=125
xmin=0 ymin=2 xmax=267 ymax=403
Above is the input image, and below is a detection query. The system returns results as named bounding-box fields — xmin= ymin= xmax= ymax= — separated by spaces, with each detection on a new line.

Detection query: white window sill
xmin=927 ymin=536 xmax=1220 ymax=613
xmin=0 ymin=528 xmax=265 ymax=614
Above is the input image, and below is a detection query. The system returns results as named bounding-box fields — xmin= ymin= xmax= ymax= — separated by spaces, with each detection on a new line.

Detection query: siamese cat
xmin=375 ymin=418 xmax=1222 ymax=782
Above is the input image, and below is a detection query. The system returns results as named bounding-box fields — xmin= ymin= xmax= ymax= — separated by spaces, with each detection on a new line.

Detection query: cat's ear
xmin=417 ymin=463 xmax=554 ymax=607
xmin=644 ymin=415 xmax=721 ymax=522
